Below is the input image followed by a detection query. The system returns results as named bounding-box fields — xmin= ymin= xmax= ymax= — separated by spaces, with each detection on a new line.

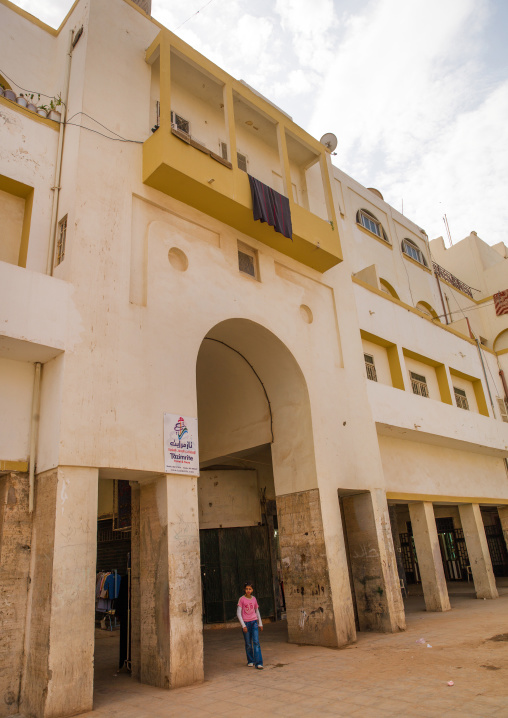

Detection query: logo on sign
xmin=174 ymin=417 xmax=188 ymax=441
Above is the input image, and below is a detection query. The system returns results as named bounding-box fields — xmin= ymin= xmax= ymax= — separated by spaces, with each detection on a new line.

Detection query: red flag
xmin=494 ymin=290 xmax=508 ymax=316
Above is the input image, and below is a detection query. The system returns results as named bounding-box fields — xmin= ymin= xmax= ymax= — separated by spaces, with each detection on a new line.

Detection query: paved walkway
xmin=87 ymin=580 xmax=508 ymax=718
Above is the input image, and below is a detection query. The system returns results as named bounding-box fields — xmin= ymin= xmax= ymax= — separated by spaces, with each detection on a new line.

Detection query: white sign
xmin=163 ymin=413 xmax=199 ymax=476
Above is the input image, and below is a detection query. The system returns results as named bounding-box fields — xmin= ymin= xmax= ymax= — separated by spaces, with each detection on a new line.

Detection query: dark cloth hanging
xmin=248 ymin=174 xmax=293 ymax=240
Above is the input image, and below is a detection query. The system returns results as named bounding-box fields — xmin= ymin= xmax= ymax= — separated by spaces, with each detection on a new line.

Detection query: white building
xmin=1 ymin=0 xmax=507 ymax=716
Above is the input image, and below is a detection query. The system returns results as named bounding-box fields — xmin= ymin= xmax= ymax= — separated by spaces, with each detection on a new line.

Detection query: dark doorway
xmin=200 ymin=525 xmax=275 ymax=623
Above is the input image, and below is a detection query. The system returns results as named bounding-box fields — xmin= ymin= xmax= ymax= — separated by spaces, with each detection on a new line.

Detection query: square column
xmin=408 ymin=502 xmax=450 ymax=612
xmin=342 ymin=490 xmax=405 ymax=633
xmin=499 ymin=506 xmax=508 ymax=553
xmin=277 ymin=488 xmax=356 ymax=647
xmin=139 ymin=474 xmax=203 ymax=689
xmin=458 ymin=504 xmax=498 ymax=599
xmin=22 ymin=467 xmax=98 ymax=718
xmin=0 ymin=473 xmax=31 ymax=716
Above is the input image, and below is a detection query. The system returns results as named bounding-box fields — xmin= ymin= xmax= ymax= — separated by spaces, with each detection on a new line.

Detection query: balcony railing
xmin=432 ymin=261 xmax=476 ymax=298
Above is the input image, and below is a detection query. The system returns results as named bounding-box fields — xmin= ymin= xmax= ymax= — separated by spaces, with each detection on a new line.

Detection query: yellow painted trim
xmin=0 ymin=73 xmax=12 ymax=91
xmin=0 ymin=174 xmax=34 ymax=268
xmin=379 ymin=278 xmax=400 ymax=300
xmin=0 ymin=0 xmax=59 ymax=33
xmin=0 ymin=174 xmax=33 ymax=199
xmin=360 ymin=329 xmax=392 ymax=349
xmin=356 ymin=222 xmax=393 ymax=248
xmin=436 ymin=365 xmax=453 ymax=405
xmin=352 ymin=276 xmax=480 ymax=346
xmin=143 ymin=30 xmax=342 ymax=272
xmin=403 ymin=347 xmax=441 ymax=369
xmin=0 ymin=460 xmax=28 ymax=472
xmin=386 ymin=492 xmax=508 ymax=506
xmin=402 ymin=251 xmax=432 ymax=273
xmin=360 ymin=329 xmax=405 ymax=390
xmin=18 ymin=188 xmax=33 ymax=268
xmin=403 ymin=348 xmax=452 ymax=404
xmin=495 ymin=347 xmax=508 ymax=357
xmin=0 ymin=95 xmax=60 ymax=130
xmin=387 ymin=345 xmax=405 ymax=391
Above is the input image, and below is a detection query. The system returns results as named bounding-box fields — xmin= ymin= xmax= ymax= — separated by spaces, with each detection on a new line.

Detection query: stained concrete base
xmin=65 ymin=578 xmax=508 ymax=718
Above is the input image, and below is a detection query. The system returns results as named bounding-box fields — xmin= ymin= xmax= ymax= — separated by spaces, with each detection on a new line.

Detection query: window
xmin=170 ymin=111 xmax=190 ymax=135
xmin=220 ymin=141 xmax=228 ymax=160
xmin=55 ymin=214 xmax=67 ymax=267
xmin=402 ymin=238 xmax=428 ymax=267
xmin=497 ymin=397 xmax=508 ymax=422
xmin=237 ymin=151 xmax=248 ymax=172
xmin=454 ymin=387 xmax=469 ymax=410
xmin=237 ymin=242 xmax=258 ymax=279
xmin=410 ymin=371 xmax=429 ymax=398
xmin=356 ymin=209 xmax=389 ymax=242
xmin=364 ymin=354 xmax=377 ymax=381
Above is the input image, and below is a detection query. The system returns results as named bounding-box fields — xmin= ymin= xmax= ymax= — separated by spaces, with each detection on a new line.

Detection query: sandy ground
xmin=52 ymin=580 xmax=508 ymax=717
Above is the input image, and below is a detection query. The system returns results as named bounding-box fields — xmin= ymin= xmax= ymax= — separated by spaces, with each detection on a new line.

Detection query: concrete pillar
xmin=342 ymin=491 xmax=405 ymax=633
xmin=277 ymin=488 xmax=355 ymax=647
xmin=499 ymin=506 xmax=508 ymax=553
xmin=388 ymin=504 xmax=407 ymax=590
xmin=22 ymin=467 xmax=98 ymax=718
xmin=139 ymin=474 xmax=203 ymax=689
xmin=130 ymin=482 xmax=141 ymax=679
xmin=458 ymin=504 xmax=498 ymax=599
xmin=408 ymin=502 xmax=450 ymax=612
xmin=0 ymin=473 xmax=31 ymax=715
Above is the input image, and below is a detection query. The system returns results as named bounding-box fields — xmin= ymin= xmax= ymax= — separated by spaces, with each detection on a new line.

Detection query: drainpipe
xmin=435 ymin=275 xmax=449 ymax=324
xmin=499 ymin=369 xmax=508 ymax=403
xmin=28 ymin=363 xmax=42 ymax=513
xmin=46 ymin=29 xmax=74 ymax=275
xmin=467 ymin=318 xmax=495 ymax=415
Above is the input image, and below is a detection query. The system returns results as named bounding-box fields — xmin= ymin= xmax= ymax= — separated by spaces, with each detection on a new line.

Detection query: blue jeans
xmin=243 ymin=620 xmax=263 ymax=666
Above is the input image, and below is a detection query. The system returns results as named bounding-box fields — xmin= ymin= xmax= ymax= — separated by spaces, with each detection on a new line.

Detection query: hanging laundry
xmin=248 ymin=175 xmax=293 ymax=240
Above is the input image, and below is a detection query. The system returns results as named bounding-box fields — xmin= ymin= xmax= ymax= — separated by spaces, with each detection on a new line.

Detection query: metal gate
xmin=485 ymin=524 xmax=508 ymax=577
xmin=200 ymin=525 xmax=275 ymax=623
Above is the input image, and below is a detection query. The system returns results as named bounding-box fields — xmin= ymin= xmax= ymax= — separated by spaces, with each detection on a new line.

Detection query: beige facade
xmin=1 ymin=1 xmax=508 ymax=716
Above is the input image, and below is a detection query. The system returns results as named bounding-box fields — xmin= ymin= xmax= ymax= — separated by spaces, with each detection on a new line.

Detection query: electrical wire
xmin=0 ymin=67 xmax=63 ymax=103
xmin=65 ymin=112 xmax=143 ymax=143
xmin=176 ymin=0 xmax=216 ymax=29
xmin=64 ymin=122 xmax=143 ymax=143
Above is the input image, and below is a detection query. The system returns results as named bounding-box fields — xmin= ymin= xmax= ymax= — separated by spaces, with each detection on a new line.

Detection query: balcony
xmin=366 ymin=380 xmax=508 ymax=456
xmin=142 ymin=31 xmax=342 ymax=273
xmin=0 ymin=262 xmax=70 ymax=362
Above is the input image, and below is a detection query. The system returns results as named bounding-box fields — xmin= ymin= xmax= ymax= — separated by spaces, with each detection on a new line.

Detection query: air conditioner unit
xmin=170 ymin=111 xmax=190 ymax=135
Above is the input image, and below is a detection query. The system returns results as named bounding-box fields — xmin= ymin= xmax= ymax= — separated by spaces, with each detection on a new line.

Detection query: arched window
xmin=402 ymin=238 xmax=428 ymax=267
xmin=356 ymin=209 xmax=389 ymax=242
xmin=416 ymin=301 xmax=440 ymax=321
xmin=379 ymin=278 xmax=399 ymax=299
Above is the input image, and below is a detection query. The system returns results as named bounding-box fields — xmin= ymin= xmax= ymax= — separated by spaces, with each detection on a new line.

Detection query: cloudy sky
xmin=11 ymin=0 xmax=508 ymax=246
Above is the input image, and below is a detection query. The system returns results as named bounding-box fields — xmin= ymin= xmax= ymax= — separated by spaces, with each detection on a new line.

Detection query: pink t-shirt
xmin=238 ymin=595 xmax=259 ymax=623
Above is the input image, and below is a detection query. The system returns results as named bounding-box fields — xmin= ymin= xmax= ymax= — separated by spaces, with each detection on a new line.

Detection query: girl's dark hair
xmin=244 ymin=581 xmax=253 ymax=589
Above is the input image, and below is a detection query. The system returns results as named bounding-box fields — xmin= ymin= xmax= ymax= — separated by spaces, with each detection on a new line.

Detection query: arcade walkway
xmin=84 ymin=580 xmax=508 ymax=718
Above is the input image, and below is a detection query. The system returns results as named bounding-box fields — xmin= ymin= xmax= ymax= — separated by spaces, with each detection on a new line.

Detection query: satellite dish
xmin=320 ymin=132 xmax=338 ymax=153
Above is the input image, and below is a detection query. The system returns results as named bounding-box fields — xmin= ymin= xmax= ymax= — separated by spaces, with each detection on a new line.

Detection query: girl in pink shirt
xmin=237 ymin=582 xmax=263 ymax=669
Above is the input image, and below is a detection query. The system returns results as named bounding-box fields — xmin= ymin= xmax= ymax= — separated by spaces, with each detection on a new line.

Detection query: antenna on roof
xmin=319 ymin=133 xmax=338 ymax=154
xmin=443 ymin=214 xmax=453 ymax=247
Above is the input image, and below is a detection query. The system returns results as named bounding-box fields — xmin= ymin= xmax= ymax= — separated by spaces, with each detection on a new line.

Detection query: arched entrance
xmin=196 ymin=318 xmax=346 ymax=649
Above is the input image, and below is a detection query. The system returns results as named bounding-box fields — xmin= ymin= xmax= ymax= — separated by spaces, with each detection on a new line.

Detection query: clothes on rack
xmin=95 ymin=571 xmax=121 ymax=613
xmin=248 ymin=174 xmax=293 ymax=240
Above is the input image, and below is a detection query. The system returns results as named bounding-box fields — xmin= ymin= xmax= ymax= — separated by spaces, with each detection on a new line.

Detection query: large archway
xmin=196 ymin=318 xmax=341 ymax=649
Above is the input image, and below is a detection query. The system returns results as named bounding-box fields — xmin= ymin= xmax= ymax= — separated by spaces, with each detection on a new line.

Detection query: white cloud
xmin=7 ymin=0 xmax=508 ymax=246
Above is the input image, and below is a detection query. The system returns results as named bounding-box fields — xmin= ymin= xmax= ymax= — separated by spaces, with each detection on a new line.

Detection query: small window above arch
xmin=356 ymin=208 xmax=389 ymax=242
xmin=402 ymin=238 xmax=428 ymax=267
xmin=379 ymin=278 xmax=399 ymax=299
